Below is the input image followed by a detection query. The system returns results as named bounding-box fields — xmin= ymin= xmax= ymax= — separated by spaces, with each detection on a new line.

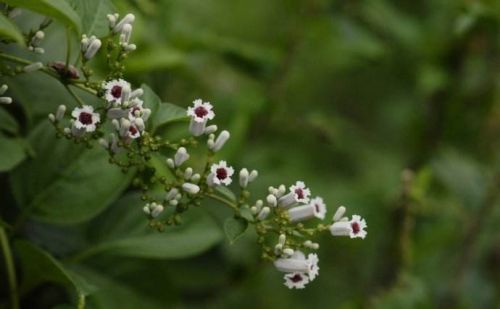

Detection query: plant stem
xmin=205 ymin=193 xmax=238 ymax=211
xmin=0 ymin=53 xmax=97 ymax=96
xmin=65 ymin=28 xmax=71 ymax=68
xmin=65 ymin=84 xmax=85 ymax=107
xmin=0 ymin=226 xmax=19 ymax=309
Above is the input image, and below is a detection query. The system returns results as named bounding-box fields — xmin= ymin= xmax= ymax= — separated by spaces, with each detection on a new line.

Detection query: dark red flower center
xmin=351 ymin=222 xmax=360 ymax=234
xmin=314 ymin=203 xmax=320 ymax=213
xmin=290 ymin=274 xmax=303 ymax=283
xmin=79 ymin=112 xmax=93 ymax=125
xmin=295 ymin=188 xmax=304 ymax=199
xmin=111 ymin=85 xmax=122 ymax=98
xmin=216 ymin=167 xmax=227 ymax=180
xmin=194 ymin=106 xmax=208 ymax=118
xmin=130 ymin=107 xmax=141 ymax=116
xmin=129 ymin=126 xmax=138 ymax=136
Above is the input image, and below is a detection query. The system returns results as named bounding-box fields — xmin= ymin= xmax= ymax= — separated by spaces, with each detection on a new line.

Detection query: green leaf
xmin=0 ymin=13 xmax=25 ymax=46
xmin=10 ymin=122 xmax=133 ymax=224
xmin=214 ymin=186 xmax=237 ymax=203
xmin=83 ymin=193 xmax=224 ymax=259
xmin=127 ymin=47 xmax=185 ymax=73
xmin=141 ymin=84 xmax=188 ymax=132
xmin=3 ymin=0 xmax=81 ymax=33
xmin=14 ymin=240 xmax=96 ymax=302
xmin=223 ymin=216 xmax=248 ymax=244
xmin=67 ymin=0 xmax=115 ymax=36
xmin=0 ymin=107 xmax=19 ymax=134
xmin=0 ymin=135 xmax=26 ymax=172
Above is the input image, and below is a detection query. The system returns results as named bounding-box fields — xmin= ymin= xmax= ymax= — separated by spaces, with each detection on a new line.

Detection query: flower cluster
xmin=5 ymin=10 xmax=369 ymax=290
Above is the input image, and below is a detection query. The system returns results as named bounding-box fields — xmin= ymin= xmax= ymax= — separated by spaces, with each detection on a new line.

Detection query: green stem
xmin=0 ymin=226 xmax=19 ymax=309
xmin=65 ymin=28 xmax=71 ymax=68
xmin=65 ymin=84 xmax=85 ymax=107
xmin=205 ymin=193 xmax=238 ymax=211
xmin=0 ymin=53 xmax=97 ymax=96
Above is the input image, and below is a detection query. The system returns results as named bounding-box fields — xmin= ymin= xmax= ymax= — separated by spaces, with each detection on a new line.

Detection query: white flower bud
xmin=111 ymin=119 xmax=120 ymax=130
xmin=278 ymin=192 xmax=297 ymax=208
xmin=204 ymin=124 xmax=218 ymax=134
xmin=63 ymin=127 xmax=71 ymax=134
xmin=239 ymin=168 xmax=249 ymax=188
xmin=0 ymin=84 xmax=8 ymax=95
xmin=206 ymin=172 xmax=215 ymax=187
xmin=33 ymin=47 xmax=44 ymax=54
xmin=84 ymin=39 xmax=101 ymax=60
xmin=35 ymin=30 xmax=44 ymax=40
xmin=250 ymin=206 xmax=258 ymax=214
xmin=107 ymin=14 xmax=118 ymax=28
xmin=143 ymin=206 xmax=150 ymax=215
xmin=184 ymin=167 xmax=193 ymax=180
xmin=56 ymin=105 xmax=66 ymax=121
xmin=255 ymin=200 xmax=263 ymax=210
xmin=134 ymin=117 xmax=145 ymax=131
xmin=249 ymin=170 xmax=258 ymax=182
xmin=333 ymin=206 xmax=346 ymax=222
xmin=23 ymin=62 xmax=43 ymax=72
xmin=174 ymin=147 xmax=189 ymax=167
xmin=113 ymin=13 xmax=135 ymax=33
xmin=98 ymin=138 xmax=109 ymax=149
xmin=120 ymin=23 xmax=132 ymax=44
xmin=123 ymin=44 xmax=136 ymax=52
xmin=130 ymin=88 xmax=143 ymax=99
xmin=151 ymin=205 xmax=164 ymax=218
xmin=279 ymin=234 xmax=286 ymax=246
xmin=169 ymin=199 xmax=178 ymax=206
xmin=266 ymin=194 xmax=277 ymax=207
xmin=166 ymin=158 xmax=175 ymax=169
xmin=119 ymin=118 xmax=131 ymax=137
xmin=191 ymin=173 xmax=201 ymax=182
xmin=210 ymin=130 xmax=230 ymax=152
xmin=283 ymin=248 xmax=294 ymax=257
xmin=166 ymin=188 xmax=179 ymax=201
xmin=276 ymin=184 xmax=286 ymax=197
xmin=182 ymin=182 xmax=200 ymax=195
xmin=141 ymin=108 xmax=151 ymax=121
xmin=0 ymin=97 xmax=12 ymax=104
xmin=48 ymin=113 xmax=55 ymax=122
xmin=120 ymin=84 xmax=131 ymax=105
xmin=257 ymin=207 xmax=270 ymax=220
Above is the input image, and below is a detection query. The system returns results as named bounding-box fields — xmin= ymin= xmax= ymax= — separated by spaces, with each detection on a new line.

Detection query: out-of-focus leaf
xmin=127 ymin=47 xmax=185 ymax=73
xmin=0 ymin=135 xmax=26 ymax=171
xmin=82 ymin=193 xmax=223 ymax=259
xmin=432 ymin=150 xmax=487 ymax=208
xmin=3 ymin=0 xmax=81 ymax=33
xmin=372 ymin=274 xmax=429 ymax=308
xmin=14 ymin=241 xmax=96 ymax=303
xmin=10 ymin=122 xmax=133 ymax=224
xmin=0 ymin=13 xmax=25 ymax=46
xmin=0 ymin=108 xmax=19 ymax=134
xmin=141 ymin=84 xmax=188 ymax=132
xmin=71 ymin=267 xmax=163 ymax=309
xmin=214 ymin=186 xmax=237 ymax=203
xmin=224 ymin=216 xmax=248 ymax=244
xmin=67 ymin=0 xmax=115 ymax=37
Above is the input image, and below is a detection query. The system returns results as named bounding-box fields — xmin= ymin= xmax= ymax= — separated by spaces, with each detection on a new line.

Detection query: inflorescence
xmin=2 ymin=11 xmax=367 ymax=289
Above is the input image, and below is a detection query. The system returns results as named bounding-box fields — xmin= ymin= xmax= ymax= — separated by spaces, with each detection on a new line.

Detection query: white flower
xmin=290 ymin=181 xmax=311 ymax=203
xmin=187 ymin=99 xmax=215 ymax=123
xmin=102 ymin=79 xmax=131 ymax=105
xmin=307 ymin=253 xmax=319 ymax=281
xmin=209 ymin=160 xmax=234 ymax=186
xmin=126 ymin=125 xmax=141 ymax=139
xmin=309 ymin=197 xmax=326 ymax=220
xmin=278 ymin=181 xmax=311 ymax=207
xmin=284 ymin=272 xmax=310 ymax=289
xmin=71 ymin=105 xmax=100 ymax=132
xmin=329 ymin=214 xmax=367 ymax=239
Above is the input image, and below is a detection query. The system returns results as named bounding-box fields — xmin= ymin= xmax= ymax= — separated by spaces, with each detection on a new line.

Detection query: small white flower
xmin=307 ymin=253 xmax=319 ymax=281
xmin=290 ymin=181 xmax=311 ymax=203
xmin=126 ymin=125 xmax=141 ymax=139
xmin=71 ymin=105 xmax=100 ymax=132
xmin=283 ymin=272 xmax=310 ymax=289
xmin=187 ymin=99 xmax=215 ymax=123
xmin=310 ymin=197 xmax=327 ymax=220
xmin=329 ymin=214 xmax=367 ymax=239
xmin=102 ymin=79 xmax=131 ymax=105
xmin=209 ymin=160 xmax=234 ymax=186
xmin=274 ymin=253 xmax=310 ymax=274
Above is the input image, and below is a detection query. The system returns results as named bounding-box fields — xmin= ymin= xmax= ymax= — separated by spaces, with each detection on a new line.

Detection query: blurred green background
xmin=1 ymin=0 xmax=500 ymax=308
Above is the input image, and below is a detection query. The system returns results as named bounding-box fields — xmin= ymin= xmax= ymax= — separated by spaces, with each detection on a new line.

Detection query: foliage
xmin=0 ymin=0 xmax=499 ymax=308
